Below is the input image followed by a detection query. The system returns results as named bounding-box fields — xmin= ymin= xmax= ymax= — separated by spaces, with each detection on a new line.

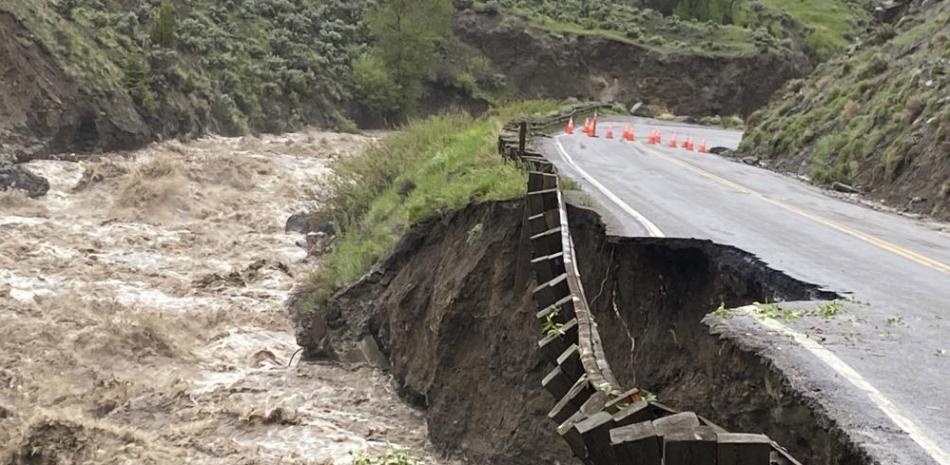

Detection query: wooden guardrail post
xmin=518 ymin=121 xmax=527 ymax=157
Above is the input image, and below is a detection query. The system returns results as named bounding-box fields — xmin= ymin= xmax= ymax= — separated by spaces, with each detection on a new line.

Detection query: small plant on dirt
xmin=642 ymin=390 xmax=658 ymax=402
xmin=754 ymin=302 xmax=804 ymax=321
xmin=559 ymin=175 xmax=581 ymax=191
xmin=935 ymin=349 xmax=947 ymax=358
xmin=596 ymin=381 xmax=621 ymax=396
xmin=712 ymin=302 xmax=733 ymax=319
xmin=466 ymin=223 xmax=484 ymax=245
xmin=579 ymin=194 xmax=595 ymax=208
xmin=886 ymin=314 xmax=905 ymax=327
xmin=353 ymin=447 xmax=423 ymax=465
xmin=816 ymin=300 xmax=843 ymax=318
xmin=542 ymin=313 xmax=565 ymax=337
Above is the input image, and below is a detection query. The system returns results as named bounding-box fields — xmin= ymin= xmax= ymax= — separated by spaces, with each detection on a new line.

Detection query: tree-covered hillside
xmin=1 ymin=0 xmax=880 ymax=162
xmin=0 ymin=0 xmax=507 ymax=159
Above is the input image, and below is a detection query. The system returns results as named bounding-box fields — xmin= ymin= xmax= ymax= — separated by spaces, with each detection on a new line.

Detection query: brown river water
xmin=0 ymin=131 xmax=451 ymax=465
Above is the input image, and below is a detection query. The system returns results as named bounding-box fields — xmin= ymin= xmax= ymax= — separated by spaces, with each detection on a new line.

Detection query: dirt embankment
xmin=0 ymin=12 xmax=152 ymax=162
xmin=295 ymin=198 xmax=872 ymax=465
xmin=454 ymin=9 xmax=810 ymax=118
xmin=0 ymin=130 xmax=452 ymax=465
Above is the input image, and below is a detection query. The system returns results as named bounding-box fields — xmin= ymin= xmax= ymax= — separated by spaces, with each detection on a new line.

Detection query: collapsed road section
xmin=293 ymin=109 xmax=890 ymax=465
xmin=500 ymin=114 xmax=807 ymax=465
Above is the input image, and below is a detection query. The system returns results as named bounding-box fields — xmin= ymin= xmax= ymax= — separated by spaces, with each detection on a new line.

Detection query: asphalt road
xmin=540 ymin=116 xmax=950 ymax=465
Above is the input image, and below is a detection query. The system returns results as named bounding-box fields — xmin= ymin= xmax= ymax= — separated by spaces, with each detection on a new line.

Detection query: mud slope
xmin=455 ymin=9 xmax=810 ymax=117
xmin=0 ymin=130 xmax=452 ymax=465
xmin=298 ymin=199 xmax=866 ymax=465
xmin=294 ymin=201 xmax=565 ymax=465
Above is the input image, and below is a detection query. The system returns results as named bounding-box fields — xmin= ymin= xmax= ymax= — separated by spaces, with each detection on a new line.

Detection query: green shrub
xmin=121 ymin=52 xmax=156 ymax=111
xmin=352 ymin=52 xmax=402 ymax=120
xmin=365 ymin=0 xmax=454 ymax=119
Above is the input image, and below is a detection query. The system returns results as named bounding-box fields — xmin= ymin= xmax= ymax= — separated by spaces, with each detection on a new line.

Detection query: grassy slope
xmin=478 ymin=0 xmax=870 ymax=60
xmin=740 ymin=2 xmax=950 ymax=218
xmin=305 ymin=101 xmax=562 ymax=301
xmin=2 ymin=0 xmax=366 ymax=134
xmin=484 ymin=0 xmax=760 ymax=57
xmin=737 ymin=0 xmax=872 ymax=60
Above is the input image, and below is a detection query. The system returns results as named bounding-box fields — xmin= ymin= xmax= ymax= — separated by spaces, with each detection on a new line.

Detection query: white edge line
xmin=553 ymin=135 xmax=665 ymax=238
xmin=554 ymin=133 xmax=949 ymax=464
xmin=734 ymin=306 xmax=950 ymax=465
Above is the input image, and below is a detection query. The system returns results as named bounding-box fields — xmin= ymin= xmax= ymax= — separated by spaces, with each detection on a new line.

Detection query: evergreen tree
xmin=150 ymin=1 xmax=178 ymax=49
xmin=122 ymin=52 xmax=156 ymax=110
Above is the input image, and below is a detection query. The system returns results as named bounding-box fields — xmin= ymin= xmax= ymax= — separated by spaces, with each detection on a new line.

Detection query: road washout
xmin=0 ymin=130 xmax=454 ymax=465
xmin=294 ymin=197 xmax=878 ymax=465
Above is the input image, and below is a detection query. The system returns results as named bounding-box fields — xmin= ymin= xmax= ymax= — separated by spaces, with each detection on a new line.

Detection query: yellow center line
xmin=637 ymin=144 xmax=950 ymax=274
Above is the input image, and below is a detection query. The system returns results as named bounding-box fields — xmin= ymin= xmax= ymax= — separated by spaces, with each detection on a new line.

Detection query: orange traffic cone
xmin=685 ymin=138 xmax=694 ymax=151
xmin=698 ymin=139 xmax=707 ymax=153
xmin=623 ymin=127 xmax=633 ymax=141
xmin=605 ymin=127 xmax=614 ymax=139
xmin=590 ymin=113 xmax=598 ymax=138
xmin=565 ymin=116 xmax=575 ymax=135
xmin=668 ymin=135 xmax=678 ymax=148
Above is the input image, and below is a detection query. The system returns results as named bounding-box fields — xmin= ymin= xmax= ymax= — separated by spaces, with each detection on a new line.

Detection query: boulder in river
xmin=0 ymin=163 xmax=49 ymax=198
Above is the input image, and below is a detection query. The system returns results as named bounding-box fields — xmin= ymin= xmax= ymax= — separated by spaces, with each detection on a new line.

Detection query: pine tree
xmin=122 ymin=52 xmax=156 ymax=110
xmin=150 ymin=1 xmax=178 ymax=49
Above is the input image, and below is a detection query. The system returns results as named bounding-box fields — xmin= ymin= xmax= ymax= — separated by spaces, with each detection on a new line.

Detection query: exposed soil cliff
xmin=454 ymin=9 xmax=811 ymax=118
xmin=292 ymin=201 xmax=565 ymax=465
xmin=292 ymin=198 xmax=870 ymax=465
xmin=0 ymin=11 xmax=152 ymax=161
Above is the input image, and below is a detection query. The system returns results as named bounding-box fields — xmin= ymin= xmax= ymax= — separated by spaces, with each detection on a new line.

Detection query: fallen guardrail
xmin=499 ymin=106 xmax=802 ymax=465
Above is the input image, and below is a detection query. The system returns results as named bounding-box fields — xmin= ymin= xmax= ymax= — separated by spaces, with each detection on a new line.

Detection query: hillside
xmin=0 ymin=0 xmax=368 ymax=161
xmin=457 ymin=0 xmax=873 ymax=117
xmin=476 ymin=0 xmax=873 ymax=61
xmin=740 ymin=0 xmax=950 ymax=220
xmin=1 ymin=0 xmax=879 ymax=166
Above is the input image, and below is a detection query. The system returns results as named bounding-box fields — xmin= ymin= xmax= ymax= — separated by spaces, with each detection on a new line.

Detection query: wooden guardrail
xmin=499 ymin=106 xmax=803 ymax=465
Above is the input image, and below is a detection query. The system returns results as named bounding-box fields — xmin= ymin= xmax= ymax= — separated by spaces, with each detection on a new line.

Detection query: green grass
xmin=752 ymin=300 xmax=845 ymax=321
xmin=478 ymin=0 xmax=872 ymax=60
xmin=305 ymin=100 xmax=561 ymax=302
xmin=354 ymin=447 xmax=422 ymax=465
xmin=740 ymin=4 xmax=950 ymax=211
xmin=500 ymin=3 xmax=758 ymax=57
xmin=739 ymin=0 xmax=871 ymax=60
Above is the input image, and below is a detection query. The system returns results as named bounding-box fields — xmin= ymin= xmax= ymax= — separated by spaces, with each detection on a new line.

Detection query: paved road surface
xmin=540 ymin=116 xmax=950 ymax=465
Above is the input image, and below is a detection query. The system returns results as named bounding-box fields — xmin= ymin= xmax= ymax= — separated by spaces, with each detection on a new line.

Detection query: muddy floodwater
xmin=0 ymin=131 xmax=449 ymax=464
